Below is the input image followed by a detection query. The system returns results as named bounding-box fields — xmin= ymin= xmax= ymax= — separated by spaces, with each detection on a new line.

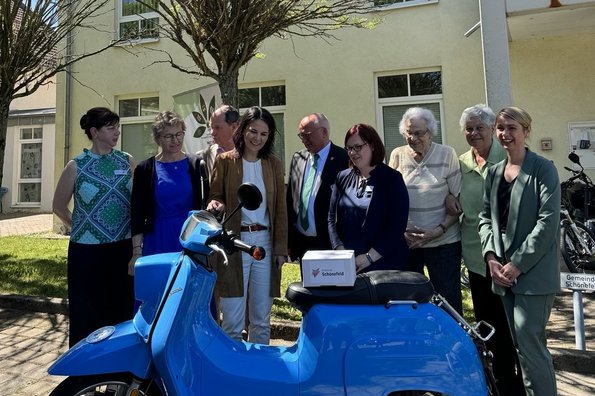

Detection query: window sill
xmin=114 ymin=37 xmax=160 ymax=47
xmin=372 ymin=0 xmax=438 ymax=12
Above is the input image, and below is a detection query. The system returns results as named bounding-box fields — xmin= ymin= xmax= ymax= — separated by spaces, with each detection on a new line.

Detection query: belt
xmin=240 ymin=224 xmax=268 ymax=232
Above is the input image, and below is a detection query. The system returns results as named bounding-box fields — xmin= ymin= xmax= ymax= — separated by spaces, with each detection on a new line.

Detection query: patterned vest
xmin=71 ymin=149 xmax=132 ymax=244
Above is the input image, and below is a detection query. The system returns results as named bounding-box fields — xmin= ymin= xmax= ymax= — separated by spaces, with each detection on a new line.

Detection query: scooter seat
xmin=286 ymin=270 xmax=434 ymax=313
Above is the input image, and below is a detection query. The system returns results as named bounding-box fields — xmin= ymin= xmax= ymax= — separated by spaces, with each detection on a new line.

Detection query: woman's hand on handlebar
xmin=207 ymin=200 xmax=225 ymax=214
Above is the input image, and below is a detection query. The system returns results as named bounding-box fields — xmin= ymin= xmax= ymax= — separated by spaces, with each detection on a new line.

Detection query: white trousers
xmin=219 ymin=230 xmax=274 ymax=344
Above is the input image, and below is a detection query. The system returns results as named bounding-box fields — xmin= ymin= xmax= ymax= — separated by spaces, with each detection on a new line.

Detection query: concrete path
xmin=0 ymin=213 xmax=54 ymax=237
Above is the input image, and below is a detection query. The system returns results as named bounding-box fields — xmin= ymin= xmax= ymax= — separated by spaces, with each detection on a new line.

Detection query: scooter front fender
xmin=48 ymin=321 xmax=152 ymax=379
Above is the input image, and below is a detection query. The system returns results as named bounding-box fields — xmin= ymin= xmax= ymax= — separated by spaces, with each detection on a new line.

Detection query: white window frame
xmin=16 ymin=126 xmax=43 ymax=206
xmin=117 ymin=0 xmax=160 ymax=42
xmin=372 ymin=0 xmax=438 ymax=11
xmin=375 ymin=69 xmax=445 ymax=158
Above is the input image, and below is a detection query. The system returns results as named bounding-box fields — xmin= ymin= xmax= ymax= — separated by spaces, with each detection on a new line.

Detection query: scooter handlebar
xmin=231 ymin=236 xmax=266 ymax=260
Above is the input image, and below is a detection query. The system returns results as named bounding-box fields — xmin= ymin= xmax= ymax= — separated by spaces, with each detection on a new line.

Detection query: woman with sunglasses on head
xmin=207 ymin=106 xmax=288 ymax=345
xmin=129 ymin=110 xmax=209 ymax=275
xmin=388 ymin=107 xmax=463 ymax=314
xmin=328 ymin=123 xmax=409 ymax=273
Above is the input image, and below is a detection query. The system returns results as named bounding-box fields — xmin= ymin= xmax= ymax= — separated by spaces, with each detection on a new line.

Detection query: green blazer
xmin=478 ymin=149 xmax=561 ymax=296
xmin=209 ymin=150 xmax=288 ymax=298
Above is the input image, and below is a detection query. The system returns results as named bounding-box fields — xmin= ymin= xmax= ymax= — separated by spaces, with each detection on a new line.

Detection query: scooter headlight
xmin=86 ymin=326 xmax=116 ymax=344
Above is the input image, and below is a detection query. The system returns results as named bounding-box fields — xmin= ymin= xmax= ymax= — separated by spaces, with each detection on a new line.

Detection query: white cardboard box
xmin=301 ymin=250 xmax=356 ymax=287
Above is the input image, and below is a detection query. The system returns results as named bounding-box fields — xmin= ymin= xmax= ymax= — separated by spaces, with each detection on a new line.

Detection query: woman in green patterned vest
xmin=53 ymin=107 xmax=135 ymax=347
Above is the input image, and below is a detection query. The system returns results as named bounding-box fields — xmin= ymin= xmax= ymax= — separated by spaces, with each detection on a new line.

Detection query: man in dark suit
xmin=286 ymin=113 xmax=349 ymax=261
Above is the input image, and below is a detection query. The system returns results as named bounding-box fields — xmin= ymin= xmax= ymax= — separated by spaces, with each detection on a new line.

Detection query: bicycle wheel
xmin=561 ymin=221 xmax=595 ymax=273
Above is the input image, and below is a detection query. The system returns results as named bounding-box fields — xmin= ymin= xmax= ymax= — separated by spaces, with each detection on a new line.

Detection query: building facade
xmin=54 ymin=0 xmax=595 ymax=187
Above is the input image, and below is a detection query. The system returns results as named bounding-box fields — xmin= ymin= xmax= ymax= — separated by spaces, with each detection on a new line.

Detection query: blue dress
xmin=142 ymin=158 xmax=193 ymax=255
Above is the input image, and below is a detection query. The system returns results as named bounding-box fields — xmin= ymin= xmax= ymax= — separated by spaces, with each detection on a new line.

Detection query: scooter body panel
xmin=47 ymin=321 xmax=152 ymax=379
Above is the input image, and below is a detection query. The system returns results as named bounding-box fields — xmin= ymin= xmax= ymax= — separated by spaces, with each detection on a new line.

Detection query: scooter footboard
xmin=48 ymin=321 xmax=152 ymax=379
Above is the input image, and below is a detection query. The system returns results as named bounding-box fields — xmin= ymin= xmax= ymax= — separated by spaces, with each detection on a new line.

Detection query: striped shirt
xmin=390 ymin=142 xmax=461 ymax=247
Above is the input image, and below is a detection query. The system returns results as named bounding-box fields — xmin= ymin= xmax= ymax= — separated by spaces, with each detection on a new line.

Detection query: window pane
xmin=20 ymin=143 xmax=43 ymax=178
xmin=121 ymin=0 xmax=157 ymax=17
xmin=121 ymin=123 xmax=158 ymax=162
xmin=410 ymin=72 xmax=442 ymax=96
xmin=261 ymin=85 xmax=286 ymax=107
xmin=378 ymin=75 xmax=408 ymax=98
xmin=239 ymin=88 xmax=259 ymax=108
xmin=34 ymin=128 xmax=43 ymax=139
xmin=271 ymin=113 xmax=285 ymax=168
xmin=120 ymin=21 xmax=140 ymax=40
xmin=21 ymin=128 xmax=32 ymax=140
xmin=382 ymin=102 xmax=442 ymax=162
xmin=140 ymin=17 xmax=159 ymax=39
xmin=140 ymin=96 xmax=160 ymax=117
xmin=119 ymin=99 xmax=139 ymax=117
xmin=19 ymin=183 xmax=41 ymax=203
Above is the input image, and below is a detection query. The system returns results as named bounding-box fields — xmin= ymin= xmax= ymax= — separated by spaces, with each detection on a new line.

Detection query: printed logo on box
xmin=312 ymin=268 xmax=320 ymax=278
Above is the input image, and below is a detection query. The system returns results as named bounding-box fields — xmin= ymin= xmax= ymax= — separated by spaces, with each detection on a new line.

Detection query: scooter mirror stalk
xmin=221 ymin=183 xmax=263 ymax=228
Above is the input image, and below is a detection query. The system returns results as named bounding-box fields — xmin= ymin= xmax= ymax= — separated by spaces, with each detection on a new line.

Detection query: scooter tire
xmin=49 ymin=373 xmax=161 ymax=396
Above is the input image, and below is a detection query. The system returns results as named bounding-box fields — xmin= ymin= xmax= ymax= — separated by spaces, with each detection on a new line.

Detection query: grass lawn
xmin=0 ymin=235 xmax=473 ymax=323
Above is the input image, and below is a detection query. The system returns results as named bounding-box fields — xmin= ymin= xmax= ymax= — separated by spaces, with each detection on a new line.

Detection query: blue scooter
xmin=48 ymin=183 xmax=497 ymax=395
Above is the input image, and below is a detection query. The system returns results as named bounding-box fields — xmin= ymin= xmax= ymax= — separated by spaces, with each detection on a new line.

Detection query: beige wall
xmin=509 ymin=32 xmax=595 ymax=180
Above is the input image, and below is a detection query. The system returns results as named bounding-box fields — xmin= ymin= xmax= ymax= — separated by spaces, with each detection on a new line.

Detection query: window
xmin=118 ymin=0 xmax=159 ymax=40
xmin=374 ymin=0 xmax=438 ymax=9
xmin=376 ymin=70 xmax=443 ymax=160
xmin=17 ymin=127 xmax=43 ymax=204
xmin=119 ymin=96 xmax=160 ymax=162
xmin=238 ymin=84 xmax=286 ymax=166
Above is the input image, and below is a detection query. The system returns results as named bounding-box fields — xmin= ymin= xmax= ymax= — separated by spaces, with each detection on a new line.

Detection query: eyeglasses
xmin=160 ymin=131 xmax=185 ymax=141
xmin=404 ymin=129 xmax=429 ymax=139
xmin=297 ymin=127 xmax=320 ymax=140
xmin=345 ymin=143 xmax=368 ymax=153
xmin=464 ymin=125 xmax=488 ymax=134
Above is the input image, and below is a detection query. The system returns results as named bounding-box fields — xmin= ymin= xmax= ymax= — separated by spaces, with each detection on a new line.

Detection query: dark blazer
xmin=131 ymin=153 xmax=208 ymax=236
xmin=328 ymin=163 xmax=410 ymax=271
xmin=286 ymin=143 xmax=349 ymax=258
xmin=478 ymin=149 xmax=561 ymax=296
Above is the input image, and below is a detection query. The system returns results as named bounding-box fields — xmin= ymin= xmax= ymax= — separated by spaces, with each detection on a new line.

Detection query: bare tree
xmin=0 ymin=0 xmax=123 ymax=187
xmin=141 ymin=0 xmax=377 ymax=106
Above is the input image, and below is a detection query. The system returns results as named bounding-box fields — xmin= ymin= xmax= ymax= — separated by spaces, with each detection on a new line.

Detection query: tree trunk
xmin=218 ymin=71 xmax=240 ymax=108
xmin=0 ymin=100 xmax=10 ymax=189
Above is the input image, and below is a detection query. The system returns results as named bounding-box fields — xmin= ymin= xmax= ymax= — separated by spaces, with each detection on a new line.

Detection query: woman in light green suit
xmin=478 ymin=107 xmax=560 ymax=396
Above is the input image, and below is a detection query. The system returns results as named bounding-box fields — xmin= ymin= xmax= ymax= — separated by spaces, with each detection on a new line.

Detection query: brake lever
xmin=208 ymin=243 xmax=229 ymax=266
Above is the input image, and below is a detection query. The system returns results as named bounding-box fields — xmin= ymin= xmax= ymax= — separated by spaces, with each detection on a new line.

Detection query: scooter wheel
xmin=49 ymin=373 xmax=161 ymax=396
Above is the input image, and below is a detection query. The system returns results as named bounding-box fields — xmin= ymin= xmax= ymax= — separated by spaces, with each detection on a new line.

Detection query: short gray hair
xmin=399 ymin=107 xmax=438 ymax=137
xmin=459 ymin=104 xmax=496 ymax=132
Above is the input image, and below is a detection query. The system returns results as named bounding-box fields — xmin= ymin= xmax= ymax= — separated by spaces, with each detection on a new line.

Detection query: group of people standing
xmin=53 ymin=101 xmax=559 ymax=396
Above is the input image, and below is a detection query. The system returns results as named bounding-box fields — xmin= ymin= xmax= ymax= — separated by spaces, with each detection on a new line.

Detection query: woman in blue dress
xmin=328 ymin=124 xmax=409 ymax=273
xmin=130 ymin=110 xmax=209 ymax=270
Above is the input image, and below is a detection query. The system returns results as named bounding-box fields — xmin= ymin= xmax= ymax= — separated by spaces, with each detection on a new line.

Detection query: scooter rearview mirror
xmin=237 ymin=183 xmax=263 ymax=211
xmin=569 ymin=152 xmax=581 ymax=165
xmin=221 ymin=183 xmax=263 ymax=228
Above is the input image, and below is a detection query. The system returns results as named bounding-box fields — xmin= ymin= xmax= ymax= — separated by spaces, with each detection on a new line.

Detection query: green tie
xmin=300 ymin=154 xmax=319 ymax=230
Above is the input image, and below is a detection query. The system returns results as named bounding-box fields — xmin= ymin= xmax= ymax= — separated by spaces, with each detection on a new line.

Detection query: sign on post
xmin=560 ymin=272 xmax=595 ymax=292
xmin=560 ymin=272 xmax=593 ymax=350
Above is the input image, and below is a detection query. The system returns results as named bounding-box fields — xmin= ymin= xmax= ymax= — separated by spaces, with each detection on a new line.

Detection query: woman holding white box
xmin=328 ymin=124 xmax=409 ymax=273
